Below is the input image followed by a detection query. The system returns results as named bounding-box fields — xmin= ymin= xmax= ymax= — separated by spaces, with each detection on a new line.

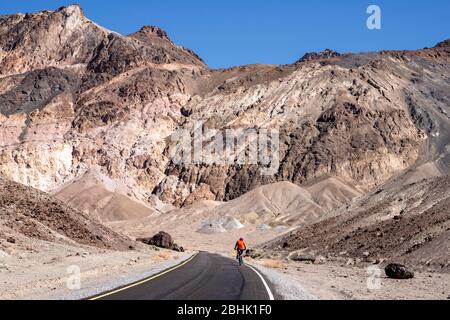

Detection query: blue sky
xmin=1 ymin=1 xmax=449 ymax=68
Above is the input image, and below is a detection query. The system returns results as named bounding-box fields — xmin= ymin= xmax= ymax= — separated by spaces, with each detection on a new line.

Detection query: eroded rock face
xmin=0 ymin=5 xmax=98 ymax=75
xmin=0 ymin=5 xmax=449 ymax=211
xmin=159 ymin=60 xmax=429 ymax=202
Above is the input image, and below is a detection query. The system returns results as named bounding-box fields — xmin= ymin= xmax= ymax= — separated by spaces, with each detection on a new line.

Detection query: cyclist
xmin=234 ymin=237 xmax=247 ymax=266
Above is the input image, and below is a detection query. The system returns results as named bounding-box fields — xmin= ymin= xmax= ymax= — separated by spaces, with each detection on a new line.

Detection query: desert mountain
xmin=0 ymin=5 xmax=205 ymax=77
xmin=0 ymin=5 xmax=449 ymax=228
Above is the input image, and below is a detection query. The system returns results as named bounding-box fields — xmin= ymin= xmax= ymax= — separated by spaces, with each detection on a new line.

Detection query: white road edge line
xmin=246 ymin=264 xmax=275 ymax=301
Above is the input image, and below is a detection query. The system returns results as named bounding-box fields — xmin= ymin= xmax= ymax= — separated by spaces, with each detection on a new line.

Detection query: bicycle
xmin=237 ymin=249 xmax=245 ymax=266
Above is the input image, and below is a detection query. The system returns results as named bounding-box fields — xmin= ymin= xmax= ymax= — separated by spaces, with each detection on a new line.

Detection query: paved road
xmin=91 ymin=252 xmax=274 ymax=300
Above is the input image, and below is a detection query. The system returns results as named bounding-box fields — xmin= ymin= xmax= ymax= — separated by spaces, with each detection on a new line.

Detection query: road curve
xmin=90 ymin=252 xmax=275 ymax=300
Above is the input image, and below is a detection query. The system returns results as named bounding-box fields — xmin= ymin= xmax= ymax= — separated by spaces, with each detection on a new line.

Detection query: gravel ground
xmin=248 ymin=262 xmax=317 ymax=300
xmin=0 ymin=236 xmax=194 ymax=300
xmin=281 ymin=260 xmax=450 ymax=300
xmin=249 ymin=258 xmax=450 ymax=300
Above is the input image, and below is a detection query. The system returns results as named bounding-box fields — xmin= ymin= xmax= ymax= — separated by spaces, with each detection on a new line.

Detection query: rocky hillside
xmin=0 ymin=5 xmax=449 ymax=217
xmin=0 ymin=176 xmax=132 ymax=250
xmin=262 ymin=176 xmax=450 ymax=272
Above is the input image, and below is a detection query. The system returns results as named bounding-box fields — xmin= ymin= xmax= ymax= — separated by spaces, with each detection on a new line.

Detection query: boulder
xmin=137 ymin=231 xmax=173 ymax=248
xmin=385 ymin=263 xmax=414 ymax=279
xmin=172 ymin=243 xmax=185 ymax=252
xmin=137 ymin=231 xmax=184 ymax=252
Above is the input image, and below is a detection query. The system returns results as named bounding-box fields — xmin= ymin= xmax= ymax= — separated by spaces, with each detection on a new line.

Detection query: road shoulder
xmin=247 ymin=261 xmax=317 ymax=300
xmin=217 ymin=252 xmax=316 ymax=300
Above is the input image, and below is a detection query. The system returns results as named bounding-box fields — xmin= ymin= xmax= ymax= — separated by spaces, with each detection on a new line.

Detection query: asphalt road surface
xmin=91 ymin=252 xmax=275 ymax=300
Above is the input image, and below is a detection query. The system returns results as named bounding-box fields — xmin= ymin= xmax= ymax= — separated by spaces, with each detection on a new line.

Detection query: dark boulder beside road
xmin=385 ymin=263 xmax=414 ymax=279
xmin=137 ymin=231 xmax=184 ymax=252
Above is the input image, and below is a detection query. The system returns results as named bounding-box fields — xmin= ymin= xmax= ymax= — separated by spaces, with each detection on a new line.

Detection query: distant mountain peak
xmin=136 ymin=25 xmax=171 ymax=41
xmin=56 ymin=4 xmax=84 ymax=17
xmin=297 ymin=49 xmax=341 ymax=63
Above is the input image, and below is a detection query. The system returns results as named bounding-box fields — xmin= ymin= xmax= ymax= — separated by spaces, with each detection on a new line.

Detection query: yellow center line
xmin=89 ymin=252 xmax=199 ymax=300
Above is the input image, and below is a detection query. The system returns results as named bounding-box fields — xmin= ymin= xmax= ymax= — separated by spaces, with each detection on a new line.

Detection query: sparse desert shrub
xmin=158 ymin=251 xmax=172 ymax=260
xmin=260 ymin=259 xmax=284 ymax=269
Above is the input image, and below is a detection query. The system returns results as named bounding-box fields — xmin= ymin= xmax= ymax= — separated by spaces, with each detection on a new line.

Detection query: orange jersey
xmin=236 ymin=239 xmax=246 ymax=250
